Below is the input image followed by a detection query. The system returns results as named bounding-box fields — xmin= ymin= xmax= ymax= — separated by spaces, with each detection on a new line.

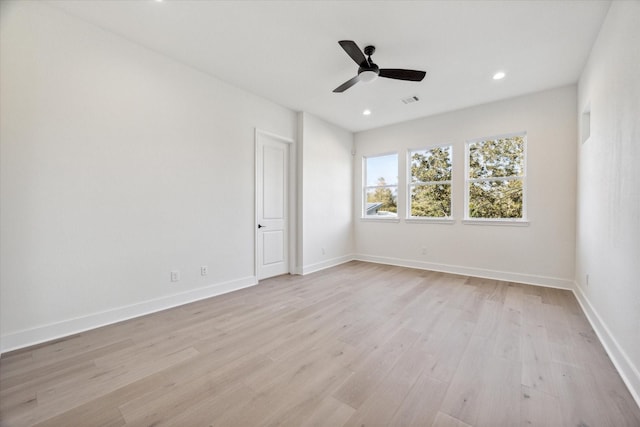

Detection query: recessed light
xmin=493 ymin=71 xmax=506 ymax=80
xmin=363 ymin=109 xmax=371 ymax=116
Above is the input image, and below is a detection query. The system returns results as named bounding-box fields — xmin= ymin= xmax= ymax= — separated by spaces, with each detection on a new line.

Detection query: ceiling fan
xmin=333 ymin=40 xmax=426 ymax=93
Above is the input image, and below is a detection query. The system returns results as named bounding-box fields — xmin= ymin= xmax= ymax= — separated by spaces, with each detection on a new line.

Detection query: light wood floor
xmin=1 ymin=261 xmax=639 ymax=426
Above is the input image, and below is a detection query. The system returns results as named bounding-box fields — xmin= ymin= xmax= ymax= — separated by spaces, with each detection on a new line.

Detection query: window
xmin=363 ymin=153 xmax=398 ymax=218
xmin=408 ymin=146 xmax=452 ymax=218
xmin=466 ymin=133 xmax=526 ymax=220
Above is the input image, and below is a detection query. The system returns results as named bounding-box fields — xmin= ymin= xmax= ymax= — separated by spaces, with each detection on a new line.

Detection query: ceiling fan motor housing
xmin=359 ymin=62 xmax=380 ymax=75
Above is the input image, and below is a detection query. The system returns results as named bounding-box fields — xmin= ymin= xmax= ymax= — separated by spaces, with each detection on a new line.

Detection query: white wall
xmin=354 ymin=86 xmax=577 ymax=288
xmin=575 ymin=1 xmax=640 ymax=404
xmin=0 ymin=1 xmax=297 ymax=352
xmin=4 ymin=9 xmax=637 ymax=409
xmin=298 ymin=113 xmax=354 ymax=273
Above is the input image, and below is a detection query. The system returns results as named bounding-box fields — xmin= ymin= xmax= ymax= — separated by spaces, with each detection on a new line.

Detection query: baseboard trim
xmin=0 ymin=276 xmax=257 ymax=354
xmin=300 ymin=254 xmax=355 ymax=275
xmin=353 ymin=254 xmax=574 ymax=290
xmin=573 ymin=281 xmax=640 ymax=408
xmin=8 ymin=257 xmax=636 ymax=412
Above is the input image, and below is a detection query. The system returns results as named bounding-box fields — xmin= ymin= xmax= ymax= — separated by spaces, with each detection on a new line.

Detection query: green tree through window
xmin=363 ymin=153 xmax=398 ymax=217
xmin=367 ymin=177 xmax=397 ymax=213
xmin=409 ymin=146 xmax=452 ymax=217
xmin=467 ymin=134 xmax=525 ymax=219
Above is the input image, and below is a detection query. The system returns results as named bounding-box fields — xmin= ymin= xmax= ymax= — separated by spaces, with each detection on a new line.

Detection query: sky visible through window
xmin=366 ymin=154 xmax=398 ymax=186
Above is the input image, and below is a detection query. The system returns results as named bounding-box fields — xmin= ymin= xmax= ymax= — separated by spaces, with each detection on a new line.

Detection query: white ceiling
xmin=47 ymin=0 xmax=610 ymax=133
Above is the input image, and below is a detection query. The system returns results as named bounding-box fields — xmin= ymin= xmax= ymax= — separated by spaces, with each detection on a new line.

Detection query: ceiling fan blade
xmin=333 ymin=75 xmax=360 ymax=93
xmin=338 ymin=40 xmax=367 ymax=66
xmin=379 ymin=69 xmax=426 ymax=81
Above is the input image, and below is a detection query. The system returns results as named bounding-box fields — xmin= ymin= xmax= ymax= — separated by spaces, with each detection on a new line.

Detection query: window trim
xmin=464 ymin=132 xmax=528 ymax=223
xmin=362 ymin=152 xmax=399 ymax=219
xmin=360 ymin=217 xmax=401 ymax=223
xmin=462 ymin=218 xmax=529 ymax=226
xmin=405 ymin=217 xmax=456 ymax=224
xmin=406 ymin=144 xmax=454 ymax=220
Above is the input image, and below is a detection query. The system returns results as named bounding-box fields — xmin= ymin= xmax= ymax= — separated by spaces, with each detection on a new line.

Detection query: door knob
xmin=258 ymin=224 xmax=265 ymax=229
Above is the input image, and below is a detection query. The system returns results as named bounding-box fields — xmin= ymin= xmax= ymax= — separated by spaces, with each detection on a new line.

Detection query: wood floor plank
xmin=32 ymin=373 xmax=170 ymax=427
xmin=3 ymin=347 xmax=197 ymax=426
xmin=521 ymin=293 xmax=546 ymax=326
xmin=1 ymin=261 xmax=638 ymax=427
xmin=492 ymin=306 xmax=522 ymax=361
xmin=473 ymin=356 xmax=521 ymax=427
xmin=342 ymin=342 xmax=429 ymax=426
xmin=520 ymin=385 xmax=563 ymax=427
xmin=439 ymin=332 xmax=522 ymax=426
xmin=388 ymin=371 xmax=448 ymax=427
xmin=595 ymin=362 xmax=640 ymax=427
xmin=299 ymin=396 xmax=355 ymax=427
xmin=438 ymin=334 xmax=495 ymax=425
xmin=224 ymin=352 xmax=350 ymax=427
xmin=0 ymin=389 xmax=38 ymax=424
xmin=1 ymin=340 xmax=132 ymax=391
xmin=419 ymin=318 xmax=475 ymax=382
xmin=157 ymin=382 xmax=255 ymax=427
xmin=472 ymin=299 xmax=502 ymax=339
xmin=552 ymin=361 xmax=614 ymax=426
xmin=431 ymin=411 xmax=473 ymax=427
xmin=332 ymin=327 xmax=420 ymax=409
xmin=118 ymin=352 xmax=270 ymax=425
xmin=521 ymin=320 xmax=559 ymax=398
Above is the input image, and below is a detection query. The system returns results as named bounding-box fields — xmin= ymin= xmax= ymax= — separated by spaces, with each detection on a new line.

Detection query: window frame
xmin=463 ymin=132 xmax=528 ymax=225
xmin=406 ymin=144 xmax=455 ymax=223
xmin=362 ymin=152 xmax=400 ymax=220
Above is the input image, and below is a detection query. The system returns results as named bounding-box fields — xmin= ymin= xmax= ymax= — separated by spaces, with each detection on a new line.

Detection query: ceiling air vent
xmin=402 ymin=96 xmax=420 ymax=104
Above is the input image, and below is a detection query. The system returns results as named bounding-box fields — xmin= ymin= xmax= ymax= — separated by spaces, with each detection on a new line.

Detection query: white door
xmin=256 ymin=131 xmax=290 ymax=280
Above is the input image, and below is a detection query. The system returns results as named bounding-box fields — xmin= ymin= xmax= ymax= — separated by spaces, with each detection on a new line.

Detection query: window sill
xmin=405 ymin=217 xmax=456 ymax=224
xmin=360 ymin=217 xmax=401 ymax=223
xmin=462 ymin=219 xmax=529 ymax=227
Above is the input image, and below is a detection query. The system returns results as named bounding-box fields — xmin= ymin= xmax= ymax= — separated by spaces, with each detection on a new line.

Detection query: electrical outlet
xmin=171 ymin=270 xmax=180 ymax=282
xmin=201 ymin=266 xmax=208 ymax=276
xmin=421 ymin=247 xmax=427 ymax=255
xmin=321 ymin=248 xmax=326 ymax=255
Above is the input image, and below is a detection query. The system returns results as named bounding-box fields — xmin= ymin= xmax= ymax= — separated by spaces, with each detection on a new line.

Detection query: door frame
xmin=255 ymin=128 xmax=294 ymax=281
